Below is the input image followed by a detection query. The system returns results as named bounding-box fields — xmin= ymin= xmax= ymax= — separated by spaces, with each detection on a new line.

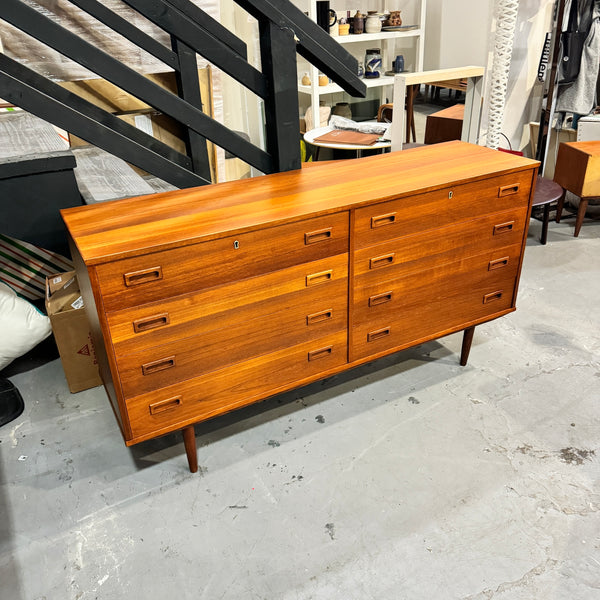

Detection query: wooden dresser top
xmin=62 ymin=141 xmax=539 ymax=265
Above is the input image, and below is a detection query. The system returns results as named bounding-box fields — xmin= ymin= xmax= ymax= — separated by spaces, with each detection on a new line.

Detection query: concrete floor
xmin=2 ymin=112 xmax=600 ymax=598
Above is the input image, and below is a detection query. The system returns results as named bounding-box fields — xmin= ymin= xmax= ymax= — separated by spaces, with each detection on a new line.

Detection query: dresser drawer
xmin=95 ymin=212 xmax=349 ymax=311
xmin=116 ymin=286 xmax=348 ymax=397
xmin=354 ymin=208 xmax=528 ymax=282
xmin=354 ymin=170 xmax=533 ymax=248
xmin=106 ymin=254 xmax=348 ymax=354
xmin=351 ymin=249 xmax=521 ymax=360
xmin=125 ymin=331 xmax=348 ymax=440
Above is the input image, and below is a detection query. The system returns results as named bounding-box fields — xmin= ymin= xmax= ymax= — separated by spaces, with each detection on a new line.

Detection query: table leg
xmin=406 ymin=85 xmax=416 ymax=144
xmin=574 ymin=197 xmax=589 ymax=237
xmin=460 ymin=326 xmax=475 ymax=366
xmin=540 ymin=203 xmax=550 ymax=245
xmin=555 ymin=189 xmax=566 ymax=223
xmin=182 ymin=425 xmax=198 ymax=473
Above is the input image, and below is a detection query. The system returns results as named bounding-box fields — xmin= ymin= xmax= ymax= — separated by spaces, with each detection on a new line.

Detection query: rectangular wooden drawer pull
xmin=369 ymin=253 xmax=395 ymax=269
xmin=305 ymin=227 xmax=332 ymax=245
xmin=367 ymin=326 xmax=391 ymax=342
xmin=149 ymin=396 xmax=182 ymax=415
xmin=488 ymin=256 xmax=509 ymax=270
xmin=123 ymin=266 xmax=163 ymax=287
xmin=369 ymin=291 xmax=393 ymax=306
xmin=306 ymin=270 xmax=332 ymax=286
xmin=308 ymin=346 xmax=333 ymax=361
xmin=306 ymin=309 xmax=333 ymax=325
xmin=483 ymin=290 xmax=503 ymax=304
xmin=371 ymin=212 xmax=397 ymax=228
xmin=498 ymin=183 xmax=520 ymax=197
xmin=493 ymin=221 xmax=515 ymax=235
xmin=142 ymin=356 xmax=176 ymax=376
xmin=133 ymin=312 xmax=170 ymax=333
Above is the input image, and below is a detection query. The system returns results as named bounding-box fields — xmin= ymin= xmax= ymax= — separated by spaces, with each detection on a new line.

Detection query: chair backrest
xmin=377 ymin=104 xmax=394 ymax=123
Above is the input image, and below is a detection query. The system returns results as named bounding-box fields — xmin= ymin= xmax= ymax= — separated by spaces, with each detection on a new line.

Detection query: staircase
xmin=0 ymin=0 xmax=366 ymax=186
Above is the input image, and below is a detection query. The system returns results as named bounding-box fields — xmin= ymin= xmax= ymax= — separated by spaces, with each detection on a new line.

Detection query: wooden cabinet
xmin=62 ymin=141 xmax=539 ymax=471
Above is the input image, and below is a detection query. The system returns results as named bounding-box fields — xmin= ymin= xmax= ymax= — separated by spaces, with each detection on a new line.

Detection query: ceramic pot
xmin=332 ymin=102 xmax=352 ymax=119
xmin=365 ymin=11 xmax=382 ymax=33
xmin=384 ymin=10 xmax=402 ymax=27
xmin=353 ymin=10 xmax=364 ymax=34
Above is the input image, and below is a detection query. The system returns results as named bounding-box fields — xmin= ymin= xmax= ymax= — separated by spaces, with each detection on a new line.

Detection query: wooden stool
xmin=531 ymin=176 xmax=565 ymax=245
xmin=554 ymin=140 xmax=600 ymax=237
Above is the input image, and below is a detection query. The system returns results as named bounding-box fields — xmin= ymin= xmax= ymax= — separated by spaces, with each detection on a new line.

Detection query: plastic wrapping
xmin=329 ymin=115 xmax=390 ymax=136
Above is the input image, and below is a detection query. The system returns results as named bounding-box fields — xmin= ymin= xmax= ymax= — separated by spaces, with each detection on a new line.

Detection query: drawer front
xmin=107 ymin=254 xmax=348 ymax=354
xmin=352 ymin=248 xmax=521 ymax=360
xmin=125 ymin=331 xmax=347 ymax=440
xmin=95 ymin=212 xmax=349 ymax=311
xmin=116 ymin=285 xmax=348 ymax=397
xmin=354 ymin=208 xmax=527 ymax=282
xmin=354 ymin=170 xmax=533 ymax=248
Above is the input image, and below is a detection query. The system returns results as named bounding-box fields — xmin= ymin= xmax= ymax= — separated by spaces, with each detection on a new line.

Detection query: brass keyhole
xmin=233 ymin=240 xmax=240 ymax=249
xmin=449 ymin=191 xmax=453 ymax=199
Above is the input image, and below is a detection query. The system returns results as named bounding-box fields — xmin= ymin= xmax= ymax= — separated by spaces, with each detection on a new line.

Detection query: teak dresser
xmin=62 ymin=142 xmax=539 ymax=472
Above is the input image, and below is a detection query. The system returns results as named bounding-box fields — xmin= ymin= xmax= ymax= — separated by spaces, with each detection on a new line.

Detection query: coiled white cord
xmin=486 ymin=0 xmax=520 ymax=149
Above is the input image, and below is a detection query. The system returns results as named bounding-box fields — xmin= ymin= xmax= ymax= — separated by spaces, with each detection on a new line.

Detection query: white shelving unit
xmin=299 ymin=1 xmax=426 ymax=129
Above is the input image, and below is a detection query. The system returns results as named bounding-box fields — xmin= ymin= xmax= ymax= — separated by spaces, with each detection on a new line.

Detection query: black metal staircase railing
xmin=0 ymin=0 xmax=366 ymax=187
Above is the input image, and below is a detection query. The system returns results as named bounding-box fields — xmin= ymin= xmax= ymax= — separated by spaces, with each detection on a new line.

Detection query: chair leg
xmin=574 ymin=197 xmax=589 ymax=237
xmin=555 ymin=189 xmax=566 ymax=223
xmin=540 ymin=203 xmax=550 ymax=245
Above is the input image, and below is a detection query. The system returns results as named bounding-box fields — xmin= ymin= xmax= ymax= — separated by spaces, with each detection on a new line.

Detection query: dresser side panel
xmin=69 ymin=234 xmax=132 ymax=440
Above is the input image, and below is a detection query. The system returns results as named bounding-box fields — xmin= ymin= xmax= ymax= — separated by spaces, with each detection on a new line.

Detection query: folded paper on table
xmin=313 ymin=130 xmax=381 ymax=146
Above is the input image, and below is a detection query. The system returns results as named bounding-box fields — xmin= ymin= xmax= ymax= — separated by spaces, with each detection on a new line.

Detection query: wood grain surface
xmin=62 ymin=141 xmax=538 ymax=264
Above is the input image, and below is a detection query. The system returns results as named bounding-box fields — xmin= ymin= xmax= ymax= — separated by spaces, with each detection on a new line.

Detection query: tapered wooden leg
xmin=574 ymin=197 xmax=589 ymax=237
xmin=182 ymin=425 xmax=198 ymax=473
xmin=555 ymin=189 xmax=566 ymax=223
xmin=540 ymin=203 xmax=550 ymax=245
xmin=460 ymin=326 xmax=475 ymax=366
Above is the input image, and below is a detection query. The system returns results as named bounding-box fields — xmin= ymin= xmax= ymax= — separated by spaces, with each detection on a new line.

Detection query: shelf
xmin=299 ymin=74 xmax=397 ymax=94
xmin=333 ymin=29 xmax=422 ymax=44
xmin=299 ymin=0 xmax=426 ymax=131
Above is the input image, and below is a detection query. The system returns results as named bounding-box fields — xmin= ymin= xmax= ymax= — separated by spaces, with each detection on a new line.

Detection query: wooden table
xmin=389 ymin=66 xmax=485 ymax=151
xmin=424 ymin=103 xmax=465 ymax=145
xmin=304 ymin=126 xmax=391 ymax=160
xmin=554 ymin=140 xmax=600 ymax=237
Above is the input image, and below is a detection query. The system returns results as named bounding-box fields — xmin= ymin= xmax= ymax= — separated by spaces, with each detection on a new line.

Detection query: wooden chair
xmin=376 ymin=86 xmax=417 ymax=144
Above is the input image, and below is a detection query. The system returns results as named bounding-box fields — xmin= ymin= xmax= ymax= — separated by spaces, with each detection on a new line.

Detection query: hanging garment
xmin=559 ymin=0 xmax=588 ymax=83
xmin=556 ymin=2 xmax=600 ymax=116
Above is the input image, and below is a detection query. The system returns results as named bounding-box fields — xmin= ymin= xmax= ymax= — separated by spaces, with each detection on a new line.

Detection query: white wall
xmin=424 ymin=0 xmax=554 ymax=153
xmin=425 ymin=0 xmax=493 ymax=71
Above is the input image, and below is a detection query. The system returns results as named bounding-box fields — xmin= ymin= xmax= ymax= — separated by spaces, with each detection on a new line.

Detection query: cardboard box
xmin=46 ymin=271 xmax=102 ymax=393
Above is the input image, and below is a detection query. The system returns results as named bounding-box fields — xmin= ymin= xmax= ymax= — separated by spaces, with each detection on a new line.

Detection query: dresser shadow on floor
xmin=128 ymin=339 xmax=459 ymax=470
